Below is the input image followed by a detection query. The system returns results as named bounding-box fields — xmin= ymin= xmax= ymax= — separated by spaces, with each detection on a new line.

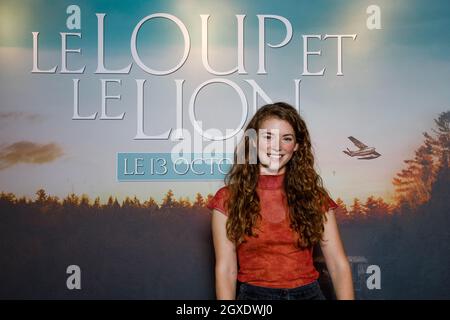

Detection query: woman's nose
xmin=271 ymin=140 xmax=282 ymax=151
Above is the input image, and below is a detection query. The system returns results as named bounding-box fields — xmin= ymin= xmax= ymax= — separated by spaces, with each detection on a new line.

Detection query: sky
xmin=1 ymin=0 xmax=449 ymax=205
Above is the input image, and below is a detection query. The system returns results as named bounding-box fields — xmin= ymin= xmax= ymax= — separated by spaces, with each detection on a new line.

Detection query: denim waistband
xmin=237 ymin=280 xmax=326 ymax=300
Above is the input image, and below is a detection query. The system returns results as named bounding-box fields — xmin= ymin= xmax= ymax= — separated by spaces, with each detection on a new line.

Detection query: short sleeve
xmin=206 ymin=186 xmax=230 ymax=216
xmin=321 ymin=195 xmax=339 ymax=212
xmin=326 ymin=197 xmax=339 ymax=211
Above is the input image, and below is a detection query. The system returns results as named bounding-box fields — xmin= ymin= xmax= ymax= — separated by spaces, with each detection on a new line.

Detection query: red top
xmin=207 ymin=172 xmax=338 ymax=289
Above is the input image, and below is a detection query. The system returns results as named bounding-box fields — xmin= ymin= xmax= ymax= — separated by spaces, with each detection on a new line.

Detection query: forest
xmin=0 ymin=111 xmax=448 ymax=299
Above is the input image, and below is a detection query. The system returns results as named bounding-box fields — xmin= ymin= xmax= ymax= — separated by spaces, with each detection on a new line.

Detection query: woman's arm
xmin=320 ymin=209 xmax=355 ymax=300
xmin=211 ymin=209 xmax=238 ymax=299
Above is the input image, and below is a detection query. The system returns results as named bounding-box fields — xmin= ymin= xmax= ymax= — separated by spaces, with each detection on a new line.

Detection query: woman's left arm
xmin=320 ymin=209 xmax=355 ymax=300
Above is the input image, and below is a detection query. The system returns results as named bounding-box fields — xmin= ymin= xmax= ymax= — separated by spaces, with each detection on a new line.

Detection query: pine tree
xmin=122 ymin=196 xmax=133 ymax=209
xmin=63 ymin=193 xmax=79 ymax=207
xmin=132 ymin=196 xmax=141 ymax=208
xmin=364 ymin=196 xmax=390 ymax=219
xmin=349 ymin=198 xmax=364 ymax=217
xmin=334 ymin=198 xmax=349 ymax=222
xmin=107 ymin=196 xmax=114 ymax=207
xmin=177 ymin=197 xmax=192 ymax=208
xmin=35 ymin=189 xmax=47 ymax=203
xmin=393 ymin=111 xmax=449 ymax=209
xmin=429 ymin=111 xmax=450 ymax=205
xmin=112 ymin=197 xmax=120 ymax=210
xmin=79 ymin=194 xmax=90 ymax=209
xmin=93 ymin=197 xmax=101 ymax=210
xmin=193 ymin=193 xmax=205 ymax=207
xmin=161 ymin=189 xmax=175 ymax=208
xmin=0 ymin=192 xmax=16 ymax=204
xmin=144 ymin=196 xmax=159 ymax=211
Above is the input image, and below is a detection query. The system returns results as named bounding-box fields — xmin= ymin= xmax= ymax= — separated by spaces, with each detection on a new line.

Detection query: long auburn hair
xmin=224 ymin=102 xmax=331 ymax=249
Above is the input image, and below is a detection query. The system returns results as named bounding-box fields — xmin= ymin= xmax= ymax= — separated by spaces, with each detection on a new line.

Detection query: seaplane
xmin=343 ymin=136 xmax=381 ymax=160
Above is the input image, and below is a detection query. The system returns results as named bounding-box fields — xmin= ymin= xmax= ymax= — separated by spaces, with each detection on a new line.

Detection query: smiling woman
xmin=208 ymin=102 xmax=354 ymax=300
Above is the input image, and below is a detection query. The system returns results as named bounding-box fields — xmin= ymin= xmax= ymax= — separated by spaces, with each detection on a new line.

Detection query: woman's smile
xmin=258 ymin=117 xmax=299 ymax=175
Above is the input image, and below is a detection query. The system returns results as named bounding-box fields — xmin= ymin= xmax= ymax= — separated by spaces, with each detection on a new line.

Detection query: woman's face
xmin=257 ymin=117 xmax=299 ymax=175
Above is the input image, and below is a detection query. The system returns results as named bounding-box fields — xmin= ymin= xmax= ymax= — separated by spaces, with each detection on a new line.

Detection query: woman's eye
xmin=283 ymin=138 xmax=293 ymax=142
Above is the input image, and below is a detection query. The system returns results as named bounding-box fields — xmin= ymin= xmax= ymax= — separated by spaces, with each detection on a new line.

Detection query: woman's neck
xmin=259 ymin=165 xmax=286 ymax=176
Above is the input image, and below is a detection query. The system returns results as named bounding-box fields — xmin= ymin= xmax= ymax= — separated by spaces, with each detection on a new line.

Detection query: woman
xmin=207 ymin=102 xmax=354 ymax=300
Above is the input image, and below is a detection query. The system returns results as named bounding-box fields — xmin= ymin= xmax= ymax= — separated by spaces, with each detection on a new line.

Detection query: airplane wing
xmin=348 ymin=136 xmax=368 ymax=149
xmin=372 ymin=151 xmax=381 ymax=157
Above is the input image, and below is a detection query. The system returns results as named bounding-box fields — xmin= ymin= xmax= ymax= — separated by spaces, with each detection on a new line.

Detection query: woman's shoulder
xmin=215 ymin=185 xmax=230 ymax=197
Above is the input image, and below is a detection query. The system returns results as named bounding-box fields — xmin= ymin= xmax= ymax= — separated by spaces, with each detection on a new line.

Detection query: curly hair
xmin=224 ymin=102 xmax=331 ymax=249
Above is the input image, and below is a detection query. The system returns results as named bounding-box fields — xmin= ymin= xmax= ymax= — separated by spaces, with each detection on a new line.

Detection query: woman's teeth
xmin=268 ymin=153 xmax=282 ymax=159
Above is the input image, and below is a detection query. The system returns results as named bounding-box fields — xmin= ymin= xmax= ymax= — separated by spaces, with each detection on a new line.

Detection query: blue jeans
xmin=237 ymin=280 xmax=326 ymax=300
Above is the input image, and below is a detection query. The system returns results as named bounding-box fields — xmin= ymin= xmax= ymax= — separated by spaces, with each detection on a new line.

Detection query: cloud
xmin=0 ymin=111 xmax=41 ymax=121
xmin=0 ymin=141 xmax=64 ymax=170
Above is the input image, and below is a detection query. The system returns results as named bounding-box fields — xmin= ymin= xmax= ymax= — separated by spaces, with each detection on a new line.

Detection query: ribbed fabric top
xmin=207 ymin=172 xmax=335 ymax=288
xmin=257 ymin=172 xmax=285 ymax=190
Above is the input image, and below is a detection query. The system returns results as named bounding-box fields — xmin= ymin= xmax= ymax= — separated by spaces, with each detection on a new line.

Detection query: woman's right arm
xmin=211 ymin=209 xmax=238 ymax=300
